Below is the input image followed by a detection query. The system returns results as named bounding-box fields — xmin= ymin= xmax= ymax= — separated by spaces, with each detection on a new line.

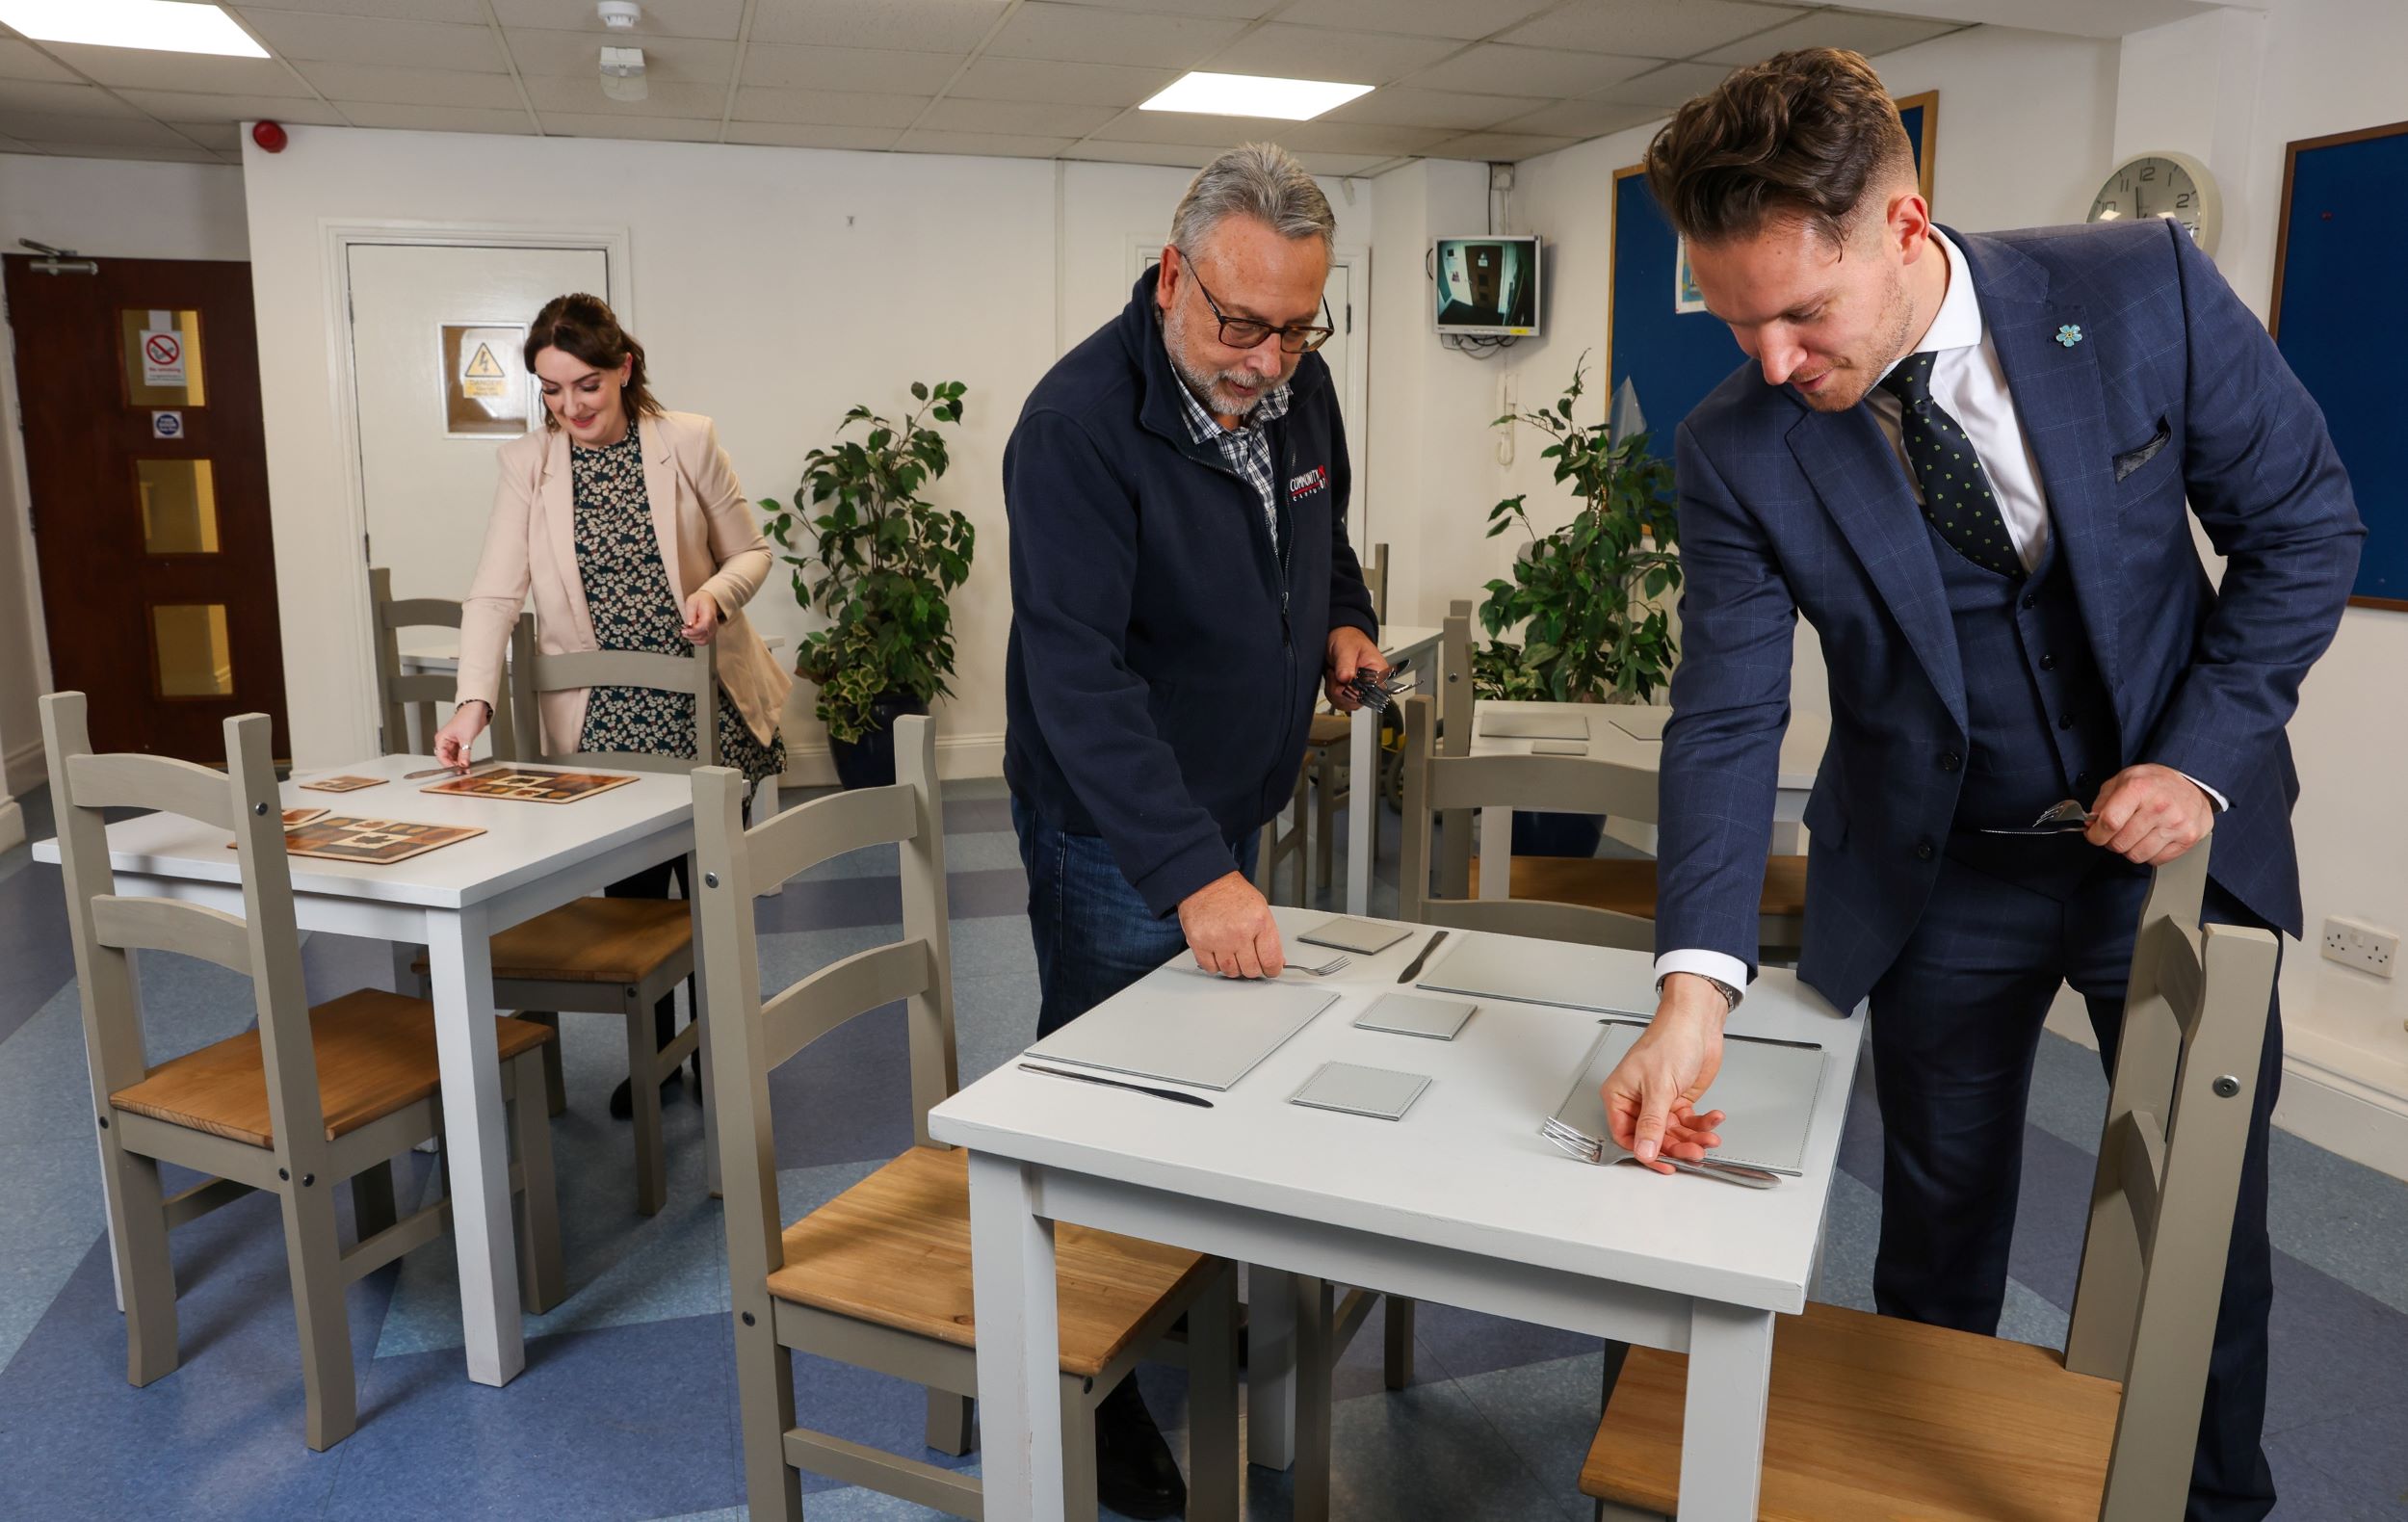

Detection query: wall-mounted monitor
xmin=1433 ymin=235 xmax=1541 ymax=337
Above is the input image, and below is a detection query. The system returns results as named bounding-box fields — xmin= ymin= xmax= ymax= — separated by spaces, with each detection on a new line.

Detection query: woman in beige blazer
xmin=433 ymin=292 xmax=790 ymax=1116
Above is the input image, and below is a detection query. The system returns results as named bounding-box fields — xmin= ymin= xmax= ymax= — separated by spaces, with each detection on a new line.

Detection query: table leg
xmin=1292 ymin=1274 xmax=1335 ymax=1522
xmin=1345 ymin=704 xmax=1376 ymax=915
xmin=424 ymin=905 xmax=526 ymax=1387
xmin=689 ymin=852 xmax=720 ymax=1198
xmin=1479 ymin=803 xmax=1509 ymax=901
xmin=1245 ymin=1268 xmax=1298 ymax=1470
xmin=966 ymin=1151 xmax=1063 ymax=1522
xmin=1676 ymin=1300 xmax=1773 ymax=1521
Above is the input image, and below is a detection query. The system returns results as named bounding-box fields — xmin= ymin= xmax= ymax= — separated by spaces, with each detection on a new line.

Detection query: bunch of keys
xmin=1342 ymin=657 xmax=1415 ymax=714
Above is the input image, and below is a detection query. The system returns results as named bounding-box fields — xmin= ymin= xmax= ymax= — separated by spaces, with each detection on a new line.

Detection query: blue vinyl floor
xmin=1 ymin=777 xmax=2403 ymax=1520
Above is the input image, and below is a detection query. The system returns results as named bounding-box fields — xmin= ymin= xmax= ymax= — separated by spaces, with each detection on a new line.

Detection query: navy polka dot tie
xmin=1879 ymin=352 xmax=2023 ymax=579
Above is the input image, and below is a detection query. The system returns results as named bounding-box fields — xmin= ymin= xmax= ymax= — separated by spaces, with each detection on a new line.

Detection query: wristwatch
xmin=1658 ymin=971 xmax=1741 ymax=1014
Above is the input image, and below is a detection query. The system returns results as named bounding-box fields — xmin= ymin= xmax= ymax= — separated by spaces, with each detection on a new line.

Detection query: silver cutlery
xmin=1293 ymin=953 xmax=1350 ymax=977
xmin=1540 ymin=1115 xmax=1784 ymax=1189
xmin=1395 ymin=930 xmax=1447 ymax=984
xmin=1977 ymin=798 xmax=2093 ymax=836
xmin=403 ymin=762 xmax=503 ymax=781
xmin=1017 ymin=1063 xmax=1215 ymax=1108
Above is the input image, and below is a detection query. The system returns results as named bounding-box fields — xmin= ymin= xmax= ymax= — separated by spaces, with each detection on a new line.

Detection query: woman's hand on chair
xmin=680 ymin=591 xmax=721 ymax=644
xmin=432 ymin=701 xmax=488 ymax=772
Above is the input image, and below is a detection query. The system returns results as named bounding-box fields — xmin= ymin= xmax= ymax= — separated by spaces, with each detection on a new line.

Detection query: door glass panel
xmin=152 ymin=604 xmax=233 ymax=696
xmin=118 ymin=308 xmax=207 ymax=407
xmin=137 ymin=459 xmax=221 ymax=554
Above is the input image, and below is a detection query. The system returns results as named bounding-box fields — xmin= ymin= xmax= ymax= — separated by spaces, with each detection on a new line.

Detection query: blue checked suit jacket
xmin=1655 ymin=220 xmax=2364 ymax=1013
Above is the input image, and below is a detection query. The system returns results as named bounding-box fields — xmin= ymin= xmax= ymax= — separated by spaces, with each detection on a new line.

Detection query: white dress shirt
xmin=1656 ymin=231 xmax=2218 ymax=1005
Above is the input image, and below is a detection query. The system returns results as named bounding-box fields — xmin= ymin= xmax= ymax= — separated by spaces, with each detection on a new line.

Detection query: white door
xmin=345 ymin=243 xmax=613 ymax=609
xmin=1130 ymin=239 xmax=1371 ymax=548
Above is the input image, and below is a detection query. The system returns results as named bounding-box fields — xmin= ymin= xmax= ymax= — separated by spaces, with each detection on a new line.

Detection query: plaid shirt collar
xmin=1168 ymin=358 xmax=1291 ymax=445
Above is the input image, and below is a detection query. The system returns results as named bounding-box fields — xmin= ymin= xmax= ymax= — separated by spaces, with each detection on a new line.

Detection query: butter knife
xmin=1396 ymin=930 xmax=1448 ymax=984
xmin=1017 ymin=1063 xmax=1215 ymax=1109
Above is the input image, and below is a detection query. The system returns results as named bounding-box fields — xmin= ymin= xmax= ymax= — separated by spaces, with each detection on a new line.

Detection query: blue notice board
xmin=2271 ymin=119 xmax=2408 ymax=608
xmin=1609 ymin=92 xmax=1935 ymax=460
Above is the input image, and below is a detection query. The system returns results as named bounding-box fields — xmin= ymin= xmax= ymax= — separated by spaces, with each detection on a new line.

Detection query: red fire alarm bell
xmin=252 ymin=120 xmax=288 ymax=153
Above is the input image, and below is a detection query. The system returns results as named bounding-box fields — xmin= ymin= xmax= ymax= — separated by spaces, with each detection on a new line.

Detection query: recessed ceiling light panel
xmin=1139 ymin=71 xmax=1373 ymax=121
xmin=0 ymin=0 xmax=268 ymax=58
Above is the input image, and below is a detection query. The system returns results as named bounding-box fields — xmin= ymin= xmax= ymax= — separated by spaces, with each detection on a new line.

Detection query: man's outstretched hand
xmin=1600 ymin=973 xmax=1728 ymax=1171
xmin=1178 ymin=871 xmax=1286 ymax=979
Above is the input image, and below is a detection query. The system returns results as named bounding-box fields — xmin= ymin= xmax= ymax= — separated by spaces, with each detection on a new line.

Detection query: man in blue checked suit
xmin=1596 ymin=50 xmax=2362 ymax=1520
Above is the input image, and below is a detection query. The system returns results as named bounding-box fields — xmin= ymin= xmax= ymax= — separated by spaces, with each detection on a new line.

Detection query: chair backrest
xmin=1396 ymin=694 xmax=1657 ymax=951
xmin=1434 ymin=600 xmax=1477 ymax=898
xmin=368 ymin=566 xmax=526 ymax=760
xmin=695 ymin=716 xmax=955 ymax=1287
xmin=1366 ymin=542 xmax=1389 ymax=625
xmin=2059 ymin=840 xmax=2277 ymax=1521
xmin=513 ymin=638 xmax=720 ymax=774
xmin=39 ymin=692 xmax=330 ymax=1171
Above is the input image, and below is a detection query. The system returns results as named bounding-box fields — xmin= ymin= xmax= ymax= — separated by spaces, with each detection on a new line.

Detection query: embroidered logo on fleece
xmin=1288 ymin=465 xmax=1328 ymax=501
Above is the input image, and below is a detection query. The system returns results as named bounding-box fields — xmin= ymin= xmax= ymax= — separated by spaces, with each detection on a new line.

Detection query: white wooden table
xmin=1469 ymin=700 xmax=1828 ymax=900
xmin=1346 ymin=623 xmax=1445 ymax=915
xmin=933 ymin=907 xmax=1864 ymax=1521
xmin=34 ymin=751 xmax=706 ymax=1388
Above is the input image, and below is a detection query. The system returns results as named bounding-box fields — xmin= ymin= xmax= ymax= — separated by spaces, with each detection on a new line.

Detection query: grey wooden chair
xmin=368 ymin=565 xmax=521 ymax=761
xmin=1300 ymin=541 xmax=1394 ymax=892
xmin=694 ymin=716 xmax=1242 ymax=1522
xmin=1579 ymin=839 xmax=2278 ymax=1521
xmin=419 ymin=639 xmax=720 ymax=1216
xmin=39 ymin=691 xmax=563 ymax=1451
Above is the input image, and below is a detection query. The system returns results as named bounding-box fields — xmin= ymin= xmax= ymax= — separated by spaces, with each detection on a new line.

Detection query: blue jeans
xmin=1011 ymin=796 xmax=1259 ymax=1038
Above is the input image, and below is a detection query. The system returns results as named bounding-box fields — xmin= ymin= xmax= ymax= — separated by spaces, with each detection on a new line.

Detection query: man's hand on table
xmin=1602 ymin=973 xmax=1729 ymax=1173
xmin=1178 ymin=871 xmax=1286 ymax=979
xmin=1323 ymin=626 xmax=1388 ymax=712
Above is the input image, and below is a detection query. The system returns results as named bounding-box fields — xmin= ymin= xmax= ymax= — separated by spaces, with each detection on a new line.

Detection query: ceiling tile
xmin=537 ymin=111 xmax=724 ymax=140
xmin=295 ymin=61 xmax=528 ymax=107
xmin=1490 ymin=95 xmax=1662 ymax=138
xmin=742 ymin=43 xmax=966 ymax=94
xmin=520 ymin=75 xmax=726 ymax=116
xmin=117 ymin=91 xmax=352 ymax=124
xmin=894 ymin=129 xmax=1076 ymax=158
xmin=1106 ymin=109 xmax=1445 ymax=158
xmin=0 ymin=40 xmax=77 ymax=83
xmin=339 ymin=102 xmax=537 ymax=133
xmin=0 ymin=80 xmax=140 ymax=118
xmin=164 ymin=119 xmax=243 ymax=149
xmin=30 ymin=142 xmax=224 ymax=162
xmin=746 ymin=0 xmax=1004 ymax=54
xmin=1289 ymin=150 xmax=1389 ymax=176
xmin=1501 ymin=0 xmax=1806 ymax=61
xmin=490 ymin=0 xmax=744 ymax=39
xmin=1322 ymin=86 xmax=1528 ymax=131
xmin=730 ymin=87 xmax=929 ymax=128
xmin=951 ymin=56 xmax=1175 ymax=108
xmin=245 ymin=12 xmax=510 ymax=71
xmin=1422 ymin=129 xmax=1579 ymax=161
xmin=1272 ymin=0 xmax=1556 ymax=42
xmin=1402 ymin=44 xmax=1657 ymax=99
xmin=228 ymin=0 xmax=486 ymax=18
xmin=1275 ymin=118 xmax=1453 ymax=156
xmin=1695 ymin=10 xmax=1966 ymax=65
xmin=985 ymin=4 xmax=1244 ymax=68
xmin=1586 ymin=60 xmax=1732 ymax=108
xmin=505 ymin=29 xmax=735 ymax=81
xmin=36 ymin=43 xmax=315 ymax=95
xmin=1045 ymin=0 xmax=1278 ymax=15
xmin=720 ymin=121 xmax=900 ymax=150
xmin=1064 ymin=140 xmax=1219 ymax=169
xmin=1200 ymin=25 xmax=1457 ymax=87
xmin=918 ymin=96 xmax=1119 ymax=136
xmin=0 ymin=111 xmax=182 ymax=144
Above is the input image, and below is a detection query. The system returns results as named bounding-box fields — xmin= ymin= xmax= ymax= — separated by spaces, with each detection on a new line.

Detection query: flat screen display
xmin=1433 ymin=235 xmax=1541 ymax=337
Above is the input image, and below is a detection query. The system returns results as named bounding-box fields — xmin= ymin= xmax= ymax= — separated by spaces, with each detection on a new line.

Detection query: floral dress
xmin=570 ymin=420 xmax=785 ymax=785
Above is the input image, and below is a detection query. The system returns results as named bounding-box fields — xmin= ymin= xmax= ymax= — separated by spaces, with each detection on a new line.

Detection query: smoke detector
xmin=600 ymin=44 xmax=645 ymax=101
xmin=597 ymin=1 xmax=641 ymax=27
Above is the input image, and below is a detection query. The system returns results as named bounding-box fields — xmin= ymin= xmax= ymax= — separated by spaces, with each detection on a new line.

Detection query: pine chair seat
xmin=766 ymin=1143 xmax=1217 ymax=1379
xmin=1581 ymin=1300 xmax=2122 ymax=1522
xmin=413 ymin=896 xmax=694 ymax=985
xmin=1466 ymin=853 xmax=1810 ymax=920
xmin=110 ymin=988 xmax=558 ymax=1148
xmin=1306 ymin=713 xmax=1351 ymax=747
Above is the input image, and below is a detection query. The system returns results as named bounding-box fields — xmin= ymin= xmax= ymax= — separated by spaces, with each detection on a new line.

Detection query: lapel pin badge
xmin=2055 ymin=323 xmax=2084 ymax=349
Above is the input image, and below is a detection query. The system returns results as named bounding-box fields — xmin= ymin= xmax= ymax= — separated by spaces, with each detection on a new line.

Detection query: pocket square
xmin=2113 ymin=420 xmax=2173 ymax=482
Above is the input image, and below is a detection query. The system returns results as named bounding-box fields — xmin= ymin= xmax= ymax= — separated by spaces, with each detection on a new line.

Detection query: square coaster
xmin=1531 ymin=738 xmax=1589 ymax=756
xmin=1352 ymin=992 xmax=1477 ymax=1040
xmin=1296 ymin=916 xmax=1412 ymax=955
xmin=1289 ymin=1062 xmax=1430 ymax=1120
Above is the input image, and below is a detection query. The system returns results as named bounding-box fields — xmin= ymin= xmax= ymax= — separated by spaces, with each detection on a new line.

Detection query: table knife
xmin=1396 ymin=930 xmax=1447 ymax=984
xmin=1017 ymin=1063 xmax=1215 ymax=1108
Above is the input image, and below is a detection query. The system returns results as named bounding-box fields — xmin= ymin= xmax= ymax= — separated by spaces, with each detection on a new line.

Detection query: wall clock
xmin=2087 ymin=149 xmax=2221 ymax=255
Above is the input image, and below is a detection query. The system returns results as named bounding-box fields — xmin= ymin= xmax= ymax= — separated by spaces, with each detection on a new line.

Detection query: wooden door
xmin=1466 ymin=244 xmax=1503 ymax=311
xmin=4 ymin=255 xmax=289 ymax=762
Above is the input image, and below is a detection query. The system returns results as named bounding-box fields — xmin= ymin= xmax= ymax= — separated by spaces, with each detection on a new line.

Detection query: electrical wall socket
xmin=2319 ymin=916 xmax=2398 ymax=978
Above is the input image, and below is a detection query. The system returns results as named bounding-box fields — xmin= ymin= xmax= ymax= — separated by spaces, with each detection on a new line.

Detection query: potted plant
xmin=759 ymin=380 xmax=973 ymax=789
xmin=1477 ymin=357 xmax=1682 ymax=855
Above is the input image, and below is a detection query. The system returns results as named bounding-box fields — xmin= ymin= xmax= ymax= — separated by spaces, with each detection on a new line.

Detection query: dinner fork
xmin=1539 ymin=1115 xmax=1784 ymax=1189
xmin=1977 ymin=798 xmax=2093 ymax=836
xmin=1177 ymin=953 xmax=1349 ymax=981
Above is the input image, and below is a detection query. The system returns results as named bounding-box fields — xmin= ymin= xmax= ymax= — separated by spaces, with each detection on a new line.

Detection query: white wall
xmin=0 ymin=154 xmax=249 ymax=812
xmin=237 ymin=127 xmax=1371 ymax=782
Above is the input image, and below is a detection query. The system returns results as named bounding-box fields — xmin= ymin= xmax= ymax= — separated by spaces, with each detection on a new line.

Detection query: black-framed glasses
xmin=1172 ymin=248 xmax=1335 ymax=354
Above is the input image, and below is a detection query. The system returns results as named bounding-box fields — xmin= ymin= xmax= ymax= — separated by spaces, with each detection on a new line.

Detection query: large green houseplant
xmin=759 ymin=380 xmax=973 ymax=788
xmin=1476 ymin=358 xmax=1682 ymax=853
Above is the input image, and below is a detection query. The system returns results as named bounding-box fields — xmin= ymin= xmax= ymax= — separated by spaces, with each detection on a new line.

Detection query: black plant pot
xmin=1510 ymin=809 xmax=1607 ymax=858
xmin=827 ymin=693 xmax=930 ymax=790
